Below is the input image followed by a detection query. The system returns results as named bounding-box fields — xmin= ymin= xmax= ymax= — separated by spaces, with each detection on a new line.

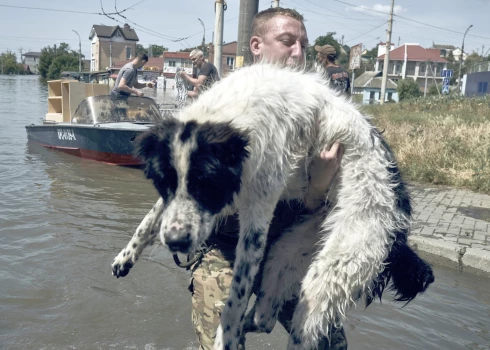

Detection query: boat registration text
xmin=57 ymin=129 xmax=77 ymax=141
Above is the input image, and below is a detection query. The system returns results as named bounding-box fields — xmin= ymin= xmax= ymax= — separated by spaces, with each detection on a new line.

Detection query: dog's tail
xmin=367 ymin=139 xmax=434 ymax=306
xmin=367 ymin=229 xmax=435 ymax=306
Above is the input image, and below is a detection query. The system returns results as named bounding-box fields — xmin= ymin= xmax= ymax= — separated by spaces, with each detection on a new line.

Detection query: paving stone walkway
xmin=407 ymin=183 xmax=490 ymax=276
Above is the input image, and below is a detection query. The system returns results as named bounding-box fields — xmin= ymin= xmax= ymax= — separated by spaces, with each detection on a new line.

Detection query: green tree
xmin=150 ymin=44 xmax=168 ymax=57
xmin=38 ymin=43 xmax=81 ymax=79
xmin=397 ymin=78 xmax=421 ymax=101
xmin=136 ymin=44 xmax=148 ymax=56
xmin=0 ymin=50 xmax=22 ymax=74
xmin=309 ymin=32 xmax=350 ymax=70
xmin=47 ymin=55 xmax=79 ymax=79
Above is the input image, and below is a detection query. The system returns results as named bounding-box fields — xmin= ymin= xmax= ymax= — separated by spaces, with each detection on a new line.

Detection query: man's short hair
xmin=137 ymin=53 xmax=149 ymax=62
xmin=190 ymin=49 xmax=204 ymax=59
xmin=251 ymin=7 xmax=305 ymax=37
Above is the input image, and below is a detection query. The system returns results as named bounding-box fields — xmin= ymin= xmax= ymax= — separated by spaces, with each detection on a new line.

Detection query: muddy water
xmin=1 ymin=75 xmax=489 ymax=350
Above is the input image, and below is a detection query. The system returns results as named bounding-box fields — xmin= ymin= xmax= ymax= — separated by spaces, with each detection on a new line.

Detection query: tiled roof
xmin=378 ymin=44 xmax=448 ymax=63
xmin=354 ymin=71 xmax=382 ymax=87
xmin=90 ymin=24 xmax=139 ymax=41
xmin=113 ymin=57 xmax=164 ymax=70
xmin=23 ymin=52 xmax=41 ymax=57
xmin=164 ymin=52 xmax=192 ymax=59
xmin=365 ymin=77 xmax=398 ymax=90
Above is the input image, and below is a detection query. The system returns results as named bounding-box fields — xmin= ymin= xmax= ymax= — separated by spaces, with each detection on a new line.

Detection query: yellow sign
xmin=236 ymin=56 xmax=244 ymax=68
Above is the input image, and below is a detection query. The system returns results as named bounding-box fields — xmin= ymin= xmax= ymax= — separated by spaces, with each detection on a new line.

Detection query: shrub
xmin=397 ymin=78 xmax=421 ymax=101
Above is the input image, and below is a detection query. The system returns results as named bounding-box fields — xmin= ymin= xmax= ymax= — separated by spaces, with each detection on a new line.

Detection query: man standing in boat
xmin=111 ymin=54 xmax=154 ymax=98
xmin=179 ymin=49 xmax=220 ymax=98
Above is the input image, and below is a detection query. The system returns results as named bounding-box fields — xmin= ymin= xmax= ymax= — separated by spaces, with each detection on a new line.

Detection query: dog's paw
xmin=243 ymin=308 xmax=276 ymax=334
xmin=111 ymin=249 xmax=137 ymax=278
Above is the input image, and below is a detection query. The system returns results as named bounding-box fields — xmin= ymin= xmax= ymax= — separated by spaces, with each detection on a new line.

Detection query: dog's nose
xmin=164 ymin=223 xmax=191 ymax=252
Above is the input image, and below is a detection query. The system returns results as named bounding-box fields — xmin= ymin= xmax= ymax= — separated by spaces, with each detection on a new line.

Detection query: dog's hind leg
xmin=244 ymin=210 xmax=324 ymax=335
xmin=214 ymin=190 xmax=282 ymax=350
xmin=111 ymin=197 xmax=164 ymax=278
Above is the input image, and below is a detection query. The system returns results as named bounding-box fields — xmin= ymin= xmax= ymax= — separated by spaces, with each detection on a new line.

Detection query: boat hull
xmin=25 ymin=123 xmax=150 ymax=166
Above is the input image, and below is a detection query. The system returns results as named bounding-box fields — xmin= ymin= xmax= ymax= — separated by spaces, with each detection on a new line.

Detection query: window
xmin=406 ymin=62 xmax=416 ymax=76
xmin=114 ymin=30 xmax=121 ymax=38
xmin=394 ymin=62 xmax=401 ymax=75
xmin=478 ymin=82 xmax=488 ymax=93
xmin=226 ymin=56 xmax=235 ymax=67
xmin=388 ymin=92 xmax=393 ymax=101
xmin=419 ymin=63 xmax=426 ymax=75
xmin=169 ymin=60 xmax=176 ymax=67
xmin=126 ymin=47 xmax=131 ymax=60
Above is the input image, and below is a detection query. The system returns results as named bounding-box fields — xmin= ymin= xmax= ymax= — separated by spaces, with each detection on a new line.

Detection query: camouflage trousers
xmin=188 ymin=247 xmax=348 ymax=350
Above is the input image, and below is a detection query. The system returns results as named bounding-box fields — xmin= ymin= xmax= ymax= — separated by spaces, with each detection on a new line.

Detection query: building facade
xmin=89 ymin=24 xmax=139 ymax=71
xmin=22 ymin=52 xmax=41 ymax=74
xmin=376 ymin=44 xmax=448 ymax=91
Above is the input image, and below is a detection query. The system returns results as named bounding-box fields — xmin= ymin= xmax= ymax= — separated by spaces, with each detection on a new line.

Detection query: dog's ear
xmin=197 ymin=122 xmax=249 ymax=166
xmin=134 ymin=119 xmax=180 ymax=162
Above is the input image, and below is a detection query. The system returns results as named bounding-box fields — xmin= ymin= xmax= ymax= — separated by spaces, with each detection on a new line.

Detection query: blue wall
xmin=362 ymin=88 xmax=399 ymax=104
xmin=464 ymin=71 xmax=490 ymax=97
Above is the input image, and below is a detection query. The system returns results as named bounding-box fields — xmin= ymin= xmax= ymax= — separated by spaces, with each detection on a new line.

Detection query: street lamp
xmin=457 ymin=24 xmax=473 ymax=94
xmin=72 ymin=30 xmax=82 ymax=73
xmin=197 ymin=18 xmax=206 ymax=57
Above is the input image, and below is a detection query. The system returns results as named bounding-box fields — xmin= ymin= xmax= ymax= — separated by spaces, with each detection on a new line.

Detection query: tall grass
xmin=362 ymin=95 xmax=490 ymax=194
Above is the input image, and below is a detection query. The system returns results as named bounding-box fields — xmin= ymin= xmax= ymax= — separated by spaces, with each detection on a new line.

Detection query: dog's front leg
xmin=111 ymin=197 xmax=164 ymax=278
xmin=214 ymin=193 xmax=280 ymax=350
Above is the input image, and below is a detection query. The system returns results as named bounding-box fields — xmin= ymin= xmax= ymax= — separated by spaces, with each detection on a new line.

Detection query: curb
xmin=408 ymin=235 xmax=490 ymax=278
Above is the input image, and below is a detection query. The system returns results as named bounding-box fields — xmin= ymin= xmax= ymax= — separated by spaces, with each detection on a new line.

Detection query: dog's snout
xmin=164 ymin=222 xmax=192 ymax=253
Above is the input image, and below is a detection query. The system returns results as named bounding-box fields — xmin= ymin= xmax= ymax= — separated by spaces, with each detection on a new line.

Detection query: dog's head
xmin=135 ymin=118 xmax=249 ymax=253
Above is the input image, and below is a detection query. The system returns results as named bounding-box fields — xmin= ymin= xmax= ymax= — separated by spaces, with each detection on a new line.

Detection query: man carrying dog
xmin=188 ymin=7 xmax=347 ymax=350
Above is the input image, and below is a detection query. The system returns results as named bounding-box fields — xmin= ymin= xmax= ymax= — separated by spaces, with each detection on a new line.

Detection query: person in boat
xmin=111 ymin=54 xmax=154 ymax=98
xmin=187 ymin=8 xmax=347 ymax=350
xmin=179 ymin=49 xmax=220 ymax=98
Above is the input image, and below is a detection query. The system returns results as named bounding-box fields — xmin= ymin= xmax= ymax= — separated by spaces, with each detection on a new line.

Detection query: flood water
xmin=0 ymin=75 xmax=489 ymax=350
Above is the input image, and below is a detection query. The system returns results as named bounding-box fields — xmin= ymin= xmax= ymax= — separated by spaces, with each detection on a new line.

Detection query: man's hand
xmin=135 ymin=90 xmax=144 ymax=97
xmin=146 ymin=82 xmax=155 ymax=88
xmin=304 ymin=142 xmax=344 ymax=211
xmin=310 ymin=142 xmax=344 ymax=193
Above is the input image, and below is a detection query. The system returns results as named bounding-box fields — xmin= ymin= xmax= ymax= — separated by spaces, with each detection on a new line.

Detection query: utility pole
xmin=72 ymin=30 xmax=82 ymax=72
xmin=398 ymin=36 xmax=400 ymax=47
xmin=380 ymin=0 xmax=394 ymax=105
xmin=273 ymin=0 xmax=280 ymax=7
xmin=214 ymin=0 xmax=225 ymax=77
xmin=198 ymin=18 xmax=206 ymax=57
xmin=236 ymin=0 xmax=259 ymax=68
xmin=457 ymin=24 xmax=472 ymax=95
xmin=341 ymin=35 xmax=344 ymax=46
xmin=424 ymin=60 xmax=428 ymax=97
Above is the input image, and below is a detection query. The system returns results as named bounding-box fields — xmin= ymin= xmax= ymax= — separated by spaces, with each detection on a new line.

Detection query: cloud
xmin=348 ymin=4 xmax=407 ymax=16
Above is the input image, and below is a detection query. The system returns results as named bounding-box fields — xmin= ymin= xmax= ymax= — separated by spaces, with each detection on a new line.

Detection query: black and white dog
xmin=111 ymin=64 xmax=434 ymax=350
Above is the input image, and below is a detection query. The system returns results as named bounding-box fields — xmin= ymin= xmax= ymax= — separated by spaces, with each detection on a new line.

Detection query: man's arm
xmin=118 ymin=77 xmax=143 ymax=96
xmin=181 ymin=72 xmax=207 ymax=91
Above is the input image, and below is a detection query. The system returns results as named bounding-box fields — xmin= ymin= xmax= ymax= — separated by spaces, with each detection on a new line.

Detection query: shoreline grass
xmin=362 ymin=95 xmax=490 ymax=194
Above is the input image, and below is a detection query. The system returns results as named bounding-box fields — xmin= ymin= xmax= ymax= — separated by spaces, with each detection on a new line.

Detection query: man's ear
xmin=250 ymin=36 xmax=262 ymax=57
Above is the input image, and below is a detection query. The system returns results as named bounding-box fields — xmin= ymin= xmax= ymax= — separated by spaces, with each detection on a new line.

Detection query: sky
xmin=0 ymin=0 xmax=489 ymax=61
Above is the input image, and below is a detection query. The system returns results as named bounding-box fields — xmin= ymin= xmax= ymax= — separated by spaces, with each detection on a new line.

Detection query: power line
xmin=0 ymin=4 xmax=100 ymax=15
xmin=287 ymin=0 xmax=385 ymax=21
xmin=344 ymin=21 xmax=387 ymax=44
xmin=287 ymin=0 xmax=386 ymax=41
xmin=330 ymin=0 xmax=490 ymax=41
